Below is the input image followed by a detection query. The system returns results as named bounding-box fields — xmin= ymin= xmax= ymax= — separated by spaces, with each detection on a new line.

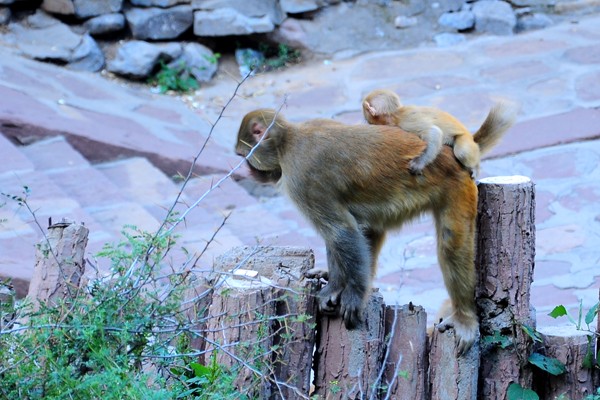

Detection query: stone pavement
xmin=1 ymin=13 xmax=599 ymax=327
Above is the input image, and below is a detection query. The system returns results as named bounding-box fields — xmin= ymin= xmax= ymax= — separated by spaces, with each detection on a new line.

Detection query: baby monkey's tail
xmin=473 ymin=102 xmax=517 ymax=155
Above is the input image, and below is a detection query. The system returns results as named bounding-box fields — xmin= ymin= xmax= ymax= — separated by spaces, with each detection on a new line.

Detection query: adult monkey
xmin=235 ymin=108 xmax=511 ymax=354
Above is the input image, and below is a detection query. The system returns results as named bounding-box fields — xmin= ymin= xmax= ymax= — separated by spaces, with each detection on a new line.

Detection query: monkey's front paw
xmin=340 ymin=289 xmax=364 ymax=330
xmin=305 ymin=268 xmax=329 ymax=281
xmin=318 ymin=284 xmax=341 ymax=315
xmin=437 ymin=315 xmax=479 ymax=356
xmin=408 ymin=160 xmax=425 ymax=175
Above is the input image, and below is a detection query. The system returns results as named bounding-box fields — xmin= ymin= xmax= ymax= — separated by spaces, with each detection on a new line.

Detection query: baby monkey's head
xmin=362 ymin=89 xmax=402 ymax=126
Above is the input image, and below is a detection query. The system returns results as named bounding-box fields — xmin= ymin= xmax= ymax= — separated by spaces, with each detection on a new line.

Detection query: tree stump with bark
xmin=475 ymin=176 xmax=536 ymax=399
xmin=534 ymin=325 xmax=595 ymax=399
xmin=429 ymin=328 xmax=480 ymax=400
xmin=205 ymin=246 xmax=318 ymax=399
xmin=27 ymin=220 xmax=89 ymax=310
xmin=313 ymin=290 xmax=386 ymax=399
xmin=383 ymin=303 xmax=428 ymax=400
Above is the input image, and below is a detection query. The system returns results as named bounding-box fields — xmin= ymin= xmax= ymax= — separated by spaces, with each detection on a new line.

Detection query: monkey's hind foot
xmin=436 ymin=314 xmax=479 ymax=356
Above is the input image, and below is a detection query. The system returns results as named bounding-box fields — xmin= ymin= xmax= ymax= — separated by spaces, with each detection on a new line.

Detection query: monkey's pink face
xmin=235 ymin=137 xmax=282 ymax=184
xmin=244 ymin=160 xmax=282 ymax=183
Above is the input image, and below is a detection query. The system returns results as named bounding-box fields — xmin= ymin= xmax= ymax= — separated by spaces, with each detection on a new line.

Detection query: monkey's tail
xmin=473 ymin=102 xmax=517 ymax=155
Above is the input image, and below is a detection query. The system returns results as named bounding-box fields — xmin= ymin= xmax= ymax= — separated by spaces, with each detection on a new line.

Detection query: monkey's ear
xmin=251 ymin=121 xmax=268 ymax=140
xmin=364 ymin=101 xmax=377 ymax=117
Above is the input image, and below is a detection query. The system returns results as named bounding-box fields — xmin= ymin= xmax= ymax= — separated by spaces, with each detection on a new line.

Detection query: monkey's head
xmin=235 ymin=108 xmax=287 ymax=183
xmin=362 ymin=89 xmax=402 ymax=126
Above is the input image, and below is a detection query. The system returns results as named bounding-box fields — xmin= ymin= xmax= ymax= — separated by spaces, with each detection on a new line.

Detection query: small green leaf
xmin=521 ymin=324 xmax=543 ymax=343
xmin=548 ymin=305 xmax=568 ymax=319
xmin=584 ymin=302 xmax=599 ymax=326
xmin=507 ymin=383 xmax=539 ymax=400
xmin=189 ymin=361 xmax=211 ymax=377
xmin=528 ymin=352 xmax=567 ymax=376
xmin=483 ymin=330 xmax=512 ymax=349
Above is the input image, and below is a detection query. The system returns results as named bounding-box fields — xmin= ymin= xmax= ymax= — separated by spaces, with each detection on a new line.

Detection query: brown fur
xmin=362 ymin=89 xmax=515 ymax=176
xmin=235 ymin=109 xmax=484 ymax=355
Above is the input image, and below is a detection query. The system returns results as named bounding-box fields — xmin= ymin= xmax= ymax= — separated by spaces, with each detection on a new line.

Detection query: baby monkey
xmin=362 ymin=89 xmax=514 ymax=176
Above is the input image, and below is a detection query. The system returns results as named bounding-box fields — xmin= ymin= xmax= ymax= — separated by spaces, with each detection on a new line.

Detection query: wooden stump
xmin=382 ymin=304 xmax=428 ymax=400
xmin=533 ymin=325 xmax=595 ymax=399
xmin=206 ymin=246 xmax=318 ymax=399
xmin=312 ymin=290 xmax=386 ymax=399
xmin=475 ymin=176 xmax=536 ymax=399
xmin=429 ymin=329 xmax=480 ymax=400
xmin=27 ymin=220 xmax=89 ymax=310
xmin=182 ymin=277 xmax=214 ymax=364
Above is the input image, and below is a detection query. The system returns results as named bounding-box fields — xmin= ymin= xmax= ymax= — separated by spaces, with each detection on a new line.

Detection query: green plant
xmin=150 ymin=60 xmax=199 ymax=94
xmin=264 ymin=43 xmax=301 ymax=70
xmin=204 ymin=52 xmax=221 ymax=65
xmin=254 ymin=43 xmax=301 ymax=71
xmin=171 ymin=353 xmax=244 ymax=400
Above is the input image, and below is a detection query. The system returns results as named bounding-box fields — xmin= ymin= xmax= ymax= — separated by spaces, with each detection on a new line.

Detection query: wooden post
xmin=27 ymin=220 xmax=89 ymax=310
xmin=206 ymin=246 xmax=318 ymax=399
xmin=475 ymin=176 xmax=536 ymax=399
xmin=533 ymin=326 xmax=595 ymax=399
xmin=382 ymin=303 xmax=428 ymax=400
xmin=312 ymin=290 xmax=386 ymax=399
xmin=429 ymin=329 xmax=480 ymax=400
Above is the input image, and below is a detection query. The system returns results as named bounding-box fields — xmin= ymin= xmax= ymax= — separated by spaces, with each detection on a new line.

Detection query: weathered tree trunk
xmin=533 ymin=326 xmax=595 ymax=399
xmin=27 ymin=220 xmax=89 ymax=310
xmin=382 ymin=303 xmax=428 ymax=400
xmin=476 ymin=176 xmax=536 ymax=399
xmin=312 ymin=290 xmax=386 ymax=399
xmin=206 ymin=246 xmax=318 ymax=399
xmin=429 ymin=329 xmax=480 ymax=400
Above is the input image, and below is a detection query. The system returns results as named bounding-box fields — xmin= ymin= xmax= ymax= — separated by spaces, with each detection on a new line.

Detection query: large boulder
xmin=472 ymin=0 xmax=516 ymax=35
xmin=192 ymin=0 xmax=285 ymax=25
xmin=193 ymin=8 xmax=274 ymax=36
xmin=84 ymin=13 xmax=126 ymax=35
xmin=125 ymin=5 xmax=193 ymax=40
xmin=438 ymin=10 xmax=475 ymax=31
xmin=4 ymin=11 xmax=104 ymax=71
xmin=106 ymin=40 xmax=182 ymax=79
xmin=168 ymin=42 xmax=218 ymax=82
xmin=41 ymin=0 xmax=123 ymax=19
xmin=279 ymin=0 xmax=321 ymax=14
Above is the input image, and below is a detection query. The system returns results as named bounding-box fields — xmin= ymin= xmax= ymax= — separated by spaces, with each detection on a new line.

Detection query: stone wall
xmin=0 ymin=0 xmax=596 ymax=82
